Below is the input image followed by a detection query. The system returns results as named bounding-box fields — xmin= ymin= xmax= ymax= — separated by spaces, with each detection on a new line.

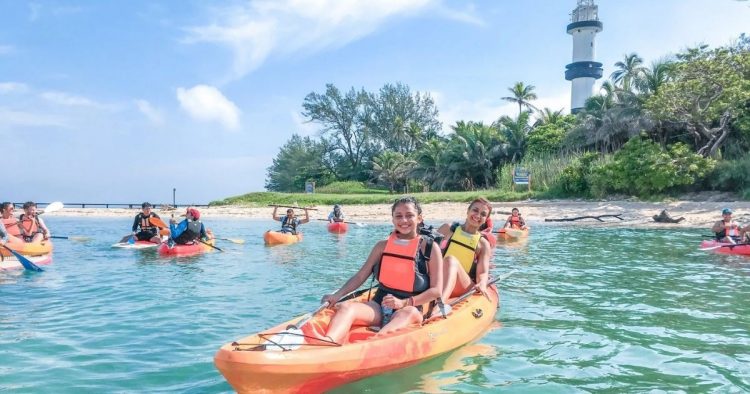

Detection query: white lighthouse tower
xmin=565 ymin=0 xmax=603 ymax=113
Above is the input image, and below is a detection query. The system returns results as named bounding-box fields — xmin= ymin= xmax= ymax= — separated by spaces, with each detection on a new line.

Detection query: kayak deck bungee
xmin=111 ymin=240 xmax=161 ymax=249
xmin=214 ymin=285 xmax=499 ymax=393
xmin=0 ymin=254 xmax=52 ymax=271
xmin=157 ymin=239 xmax=215 ymax=256
xmin=0 ymin=240 xmax=54 ymax=257
xmin=700 ymin=240 xmax=750 ymax=256
xmin=264 ymin=230 xmax=303 ymax=246
xmin=327 ymin=222 xmax=348 ymax=234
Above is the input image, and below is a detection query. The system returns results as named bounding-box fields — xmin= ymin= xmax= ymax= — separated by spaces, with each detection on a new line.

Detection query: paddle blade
xmin=128 ymin=235 xmax=135 ymax=244
xmin=1 ymin=245 xmax=43 ymax=272
xmin=42 ymin=201 xmax=64 ymax=214
xmin=219 ymin=237 xmax=245 ymax=244
xmin=149 ymin=217 xmax=168 ymax=228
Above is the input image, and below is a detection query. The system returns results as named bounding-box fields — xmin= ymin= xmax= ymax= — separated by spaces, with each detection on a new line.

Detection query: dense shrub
xmin=708 ymin=153 xmax=750 ymax=195
xmin=315 ymin=181 xmax=388 ymax=194
xmin=555 ymin=152 xmax=601 ymax=196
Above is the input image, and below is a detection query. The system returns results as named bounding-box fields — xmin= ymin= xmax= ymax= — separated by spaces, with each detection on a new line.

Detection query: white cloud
xmin=0 ymin=45 xmax=13 ymax=55
xmin=184 ymin=0 xmax=451 ymax=81
xmin=134 ymin=99 xmax=164 ymax=125
xmin=0 ymin=82 xmax=29 ymax=94
xmin=176 ymin=84 xmax=241 ymax=131
xmin=40 ymin=91 xmax=103 ymax=108
xmin=0 ymin=108 xmax=69 ymax=129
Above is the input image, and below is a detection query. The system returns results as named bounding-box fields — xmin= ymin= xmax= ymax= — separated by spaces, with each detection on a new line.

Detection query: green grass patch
xmin=210 ymin=190 xmax=534 ymax=206
xmin=315 ymin=181 xmax=390 ymax=194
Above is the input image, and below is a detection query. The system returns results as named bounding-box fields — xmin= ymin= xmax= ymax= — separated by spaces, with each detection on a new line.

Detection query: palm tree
xmin=410 ymin=138 xmax=447 ymax=191
xmin=610 ymin=53 xmax=645 ymax=92
xmin=534 ymin=107 xmax=565 ymax=126
xmin=495 ymin=112 xmax=532 ymax=163
xmin=637 ymin=59 xmax=673 ymax=96
xmin=502 ymin=82 xmax=538 ymax=116
xmin=371 ymin=151 xmax=414 ymax=192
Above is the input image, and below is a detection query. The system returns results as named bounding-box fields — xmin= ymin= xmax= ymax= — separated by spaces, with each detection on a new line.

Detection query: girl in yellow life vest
xmin=436 ymin=198 xmax=493 ymax=304
xmin=316 ymin=197 xmax=443 ymax=344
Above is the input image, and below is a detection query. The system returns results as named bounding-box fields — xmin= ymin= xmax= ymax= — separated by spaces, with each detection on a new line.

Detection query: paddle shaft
xmin=270 ymin=205 xmax=318 ymax=211
xmin=199 ymin=239 xmax=223 ymax=252
xmin=448 ymin=270 xmax=516 ymax=306
xmin=0 ymin=244 xmax=43 ymax=272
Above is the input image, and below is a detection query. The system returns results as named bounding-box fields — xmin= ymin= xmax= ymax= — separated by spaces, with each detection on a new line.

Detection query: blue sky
xmin=1 ymin=0 xmax=748 ymax=204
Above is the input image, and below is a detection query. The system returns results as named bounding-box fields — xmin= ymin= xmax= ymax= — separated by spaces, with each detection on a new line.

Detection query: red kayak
xmin=157 ymin=239 xmax=215 ymax=257
xmin=700 ymin=240 xmax=750 ymax=256
xmin=327 ymin=222 xmax=349 ymax=234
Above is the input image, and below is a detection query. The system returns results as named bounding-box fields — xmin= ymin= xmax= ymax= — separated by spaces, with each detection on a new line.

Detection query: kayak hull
xmin=264 ymin=231 xmax=303 ymax=246
xmin=0 ymin=254 xmax=53 ymax=271
xmin=496 ymin=227 xmax=530 ymax=242
xmin=157 ymin=239 xmax=214 ymax=257
xmin=0 ymin=240 xmax=54 ymax=257
xmin=111 ymin=240 xmax=160 ymax=249
xmin=214 ymin=286 xmax=499 ymax=393
xmin=327 ymin=222 xmax=348 ymax=234
xmin=700 ymin=240 xmax=750 ymax=255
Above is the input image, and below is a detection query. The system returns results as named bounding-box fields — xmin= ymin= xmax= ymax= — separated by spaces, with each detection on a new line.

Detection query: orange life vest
xmin=374 ymin=233 xmax=430 ymax=297
xmin=140 ymin=213 xmax=157 ymax=231
xmin=19 ymin=214 xmax=41 ymax=236
xmin=510 ymin=215 xmax=522 ymax=229
xmin=2 ymin=217 xmax=21 ymax=237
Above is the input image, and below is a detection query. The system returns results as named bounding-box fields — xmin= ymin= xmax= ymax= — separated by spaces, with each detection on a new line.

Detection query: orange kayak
xmin=157 ymin=239 xmax=215 ymax=256
xmin=327 ymin=222 xmax=348 ymax=234
xmin=0 ymin=240 xmax=53 ymax=257
xmin=214 ymin=285 xmax=499 ymax=393
xmin=496 ymin=227 xmax=530 ymax=242
xmin=264 ymin=231 xmax=303 ymax=246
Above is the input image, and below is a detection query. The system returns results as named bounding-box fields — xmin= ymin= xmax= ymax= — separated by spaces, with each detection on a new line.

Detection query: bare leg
xmin=324 ymin=301 xmax=380 ymax=343
xmin=32 ymin=233 xmax=44 ymax=243
xmin=441 ymin=256 xmax=476 ymax=302
xmin=379 ymin=306 xmax=422 ymax=335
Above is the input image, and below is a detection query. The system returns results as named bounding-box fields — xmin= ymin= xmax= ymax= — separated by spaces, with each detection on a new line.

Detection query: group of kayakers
xmin=118 ymin=202 xmax=212 ymax=247
xmin=1 ymin=201 xmax=51 ymax=245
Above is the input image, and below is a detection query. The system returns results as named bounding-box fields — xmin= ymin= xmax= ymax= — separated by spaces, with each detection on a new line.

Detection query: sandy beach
xmin=44 ymin=197 xmax=750 ymax=229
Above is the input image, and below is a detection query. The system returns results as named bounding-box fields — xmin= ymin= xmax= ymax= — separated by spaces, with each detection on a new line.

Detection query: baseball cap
xmin=141 ymin=202 xmax=152 ymax=208
xmin=722 ymin=208 xmax=732 ymax=215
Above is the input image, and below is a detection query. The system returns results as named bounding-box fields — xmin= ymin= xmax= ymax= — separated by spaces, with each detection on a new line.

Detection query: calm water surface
xmin=1 ymin=217 xmax=749 ymax=393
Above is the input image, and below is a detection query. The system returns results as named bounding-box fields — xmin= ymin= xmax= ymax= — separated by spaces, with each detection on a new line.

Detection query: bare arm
xmin=38 ymin=217 xmax=50 ymax=239
xmin=711 ymin=220 xmax=725 ymax=233
xmin=272 ymin=207 xmax=280 ymax=221
xmin=299 ymin=209 xmax=310 ymax=224
xmin=475 ymin=238 xmax=491 ymax=292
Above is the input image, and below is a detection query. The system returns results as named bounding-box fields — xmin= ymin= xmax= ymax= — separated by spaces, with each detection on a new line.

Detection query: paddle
xmin=699 ymin=243 xmax=746 ymax=251
xmin=199 ymin=239 xmax=223 ymax=252
xmin=316 ymin=219 xmax=366 ymax=227
xmin=0 ymin=244 xmax=43 ymax=272
xmin=448 ymin=270 xmax=517 ymax=307
xmin=40 ymin=201 xmax=64 ymax=214
xmin=216 ymin=237 xmax=245 ymax=244
xmin=269 ymin=205 xmax=319 ymax=211
xmin=50 ymin=235 xmax=92 ymax=242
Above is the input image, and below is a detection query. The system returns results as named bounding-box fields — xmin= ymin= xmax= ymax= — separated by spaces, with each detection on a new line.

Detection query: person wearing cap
xmin=327 ymin=204 xmax=345 ymax=223
xmin=272 ymin=206 xmax=309 ymax=234
xmin=120 ymin=202 xmax=163 ymax=244
xmin=711 ymin=208 xmax=742 ymax=244
xmin=169 ymin=207 xmax=209 ymax=245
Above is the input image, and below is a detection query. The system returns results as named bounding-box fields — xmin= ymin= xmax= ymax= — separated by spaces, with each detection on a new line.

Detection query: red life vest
xmin=510 ymin=215 xmax=522 ymax=229
xmin=2 ymin=217 xmax=21 ymax=237
xmin=19 ymin=214 xmax=41 ymax=236
xmin=374 ymin=233 xmax=430 ymax=297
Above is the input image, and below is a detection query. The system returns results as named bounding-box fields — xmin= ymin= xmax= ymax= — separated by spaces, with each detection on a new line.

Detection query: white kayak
xmin=111 ymin=240 xmax=161 ymax=249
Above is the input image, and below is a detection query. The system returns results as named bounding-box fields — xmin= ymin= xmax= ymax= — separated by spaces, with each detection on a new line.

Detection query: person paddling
xmin=273 ymin=206 xmax=309 ymax=234
xmin=503 ymin=207 xmax=527 ymax=230
xmin=168 ymin=207 xmax=210 ymax=246
xmin=711 ymin=208 xmax=743 ymax=244
xmin=18 ymin=201 xmax=50 ymax=242
xmin=314 ymin=197 xmax=443 ymax=343
xmin=436 ymin=198 xmax=493 ymax=309
xmin=1 ymin=202 xmax=22 ymax=243
xmin=328 ymin=204 xmax=345 ymax=223
xmin=120 ymin=202 xmax=163 ymax=244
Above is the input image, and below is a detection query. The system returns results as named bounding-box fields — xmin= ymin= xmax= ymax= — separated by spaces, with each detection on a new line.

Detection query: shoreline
xmin=43 ymin=199 xmax=750 ymax=229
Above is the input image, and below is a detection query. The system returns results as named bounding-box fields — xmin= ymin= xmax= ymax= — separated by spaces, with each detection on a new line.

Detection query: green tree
xmin=501 ymin=82 xmax=538 ymax=116
xmin=445 ymin=121 xmax=506 ymax=189
xmin=494 ymin=112 xmax=532 ymax=162
xmin=410 ymin=138 xmax=449 ymax=191
xmin=265 ymin=135 xmax=333 ymax=192
xmin=610 ymin=53 xmax=645 ymax=92
xmin=371 ymin=151 xmax=414 ymax=192
xmin=527 ymin=114 xmax=577 ymax=156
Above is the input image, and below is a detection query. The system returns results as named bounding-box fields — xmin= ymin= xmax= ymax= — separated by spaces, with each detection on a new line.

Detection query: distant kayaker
xmin=315 ymin=196 xmax=443 ymax=343
xmin=712 ymin=208 xmax=742 ymax=244
xmin=1 ymin=202 xmax=22 ymax=242
xmin=436 ymin=198 xmax=493 ymax=307
xmin=169 ymin=207 xmax=210 ymax=245
xmin=18 ymin=201 xmax=50 ymax=242
xmin=119 ymin=202 xmax=163 ymax=244
xmin=502 ymin=207 xmax=527 ymax=230
xmin=273 ymin=206 xmax=309 ymax=234
xmin=328 ymin=204 xmax=345 ymax=223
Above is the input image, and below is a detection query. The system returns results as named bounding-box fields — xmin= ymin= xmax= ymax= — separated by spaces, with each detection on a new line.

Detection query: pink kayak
xmin=0 ymin=254 xmax=53 ymax=271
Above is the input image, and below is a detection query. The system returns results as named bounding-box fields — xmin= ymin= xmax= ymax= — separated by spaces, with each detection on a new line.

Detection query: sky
xmin=1 ymin=0 xmax=748 ymax=205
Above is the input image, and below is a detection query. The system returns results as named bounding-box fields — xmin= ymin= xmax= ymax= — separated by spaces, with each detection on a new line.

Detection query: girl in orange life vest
xmin=316 ymin=197 xmax=443 ymax=343
xmin=18 ymin=201 xmax=51 ymax=242
xmin=1 ymin=202 xmax=23 ymax=243
xmin=503 ymin=207 xmax=527 ymax=230
xmin=436 ymin=198 xmax=493 ymax=306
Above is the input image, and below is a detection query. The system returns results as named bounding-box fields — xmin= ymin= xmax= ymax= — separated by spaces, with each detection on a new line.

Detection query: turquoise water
xmin=1 ymin=217 xmax=749 ymax=393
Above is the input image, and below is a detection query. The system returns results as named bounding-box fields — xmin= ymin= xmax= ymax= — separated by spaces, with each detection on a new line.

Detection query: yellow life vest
xmin=443 ymin=223 xmax=481 ymax=274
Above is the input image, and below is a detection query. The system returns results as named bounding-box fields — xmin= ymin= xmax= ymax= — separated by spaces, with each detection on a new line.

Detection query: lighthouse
xmin=565 ymin=0 xmax=603 ymax=113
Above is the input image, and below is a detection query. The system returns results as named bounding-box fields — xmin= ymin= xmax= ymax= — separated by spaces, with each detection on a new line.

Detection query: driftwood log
xmin=652 ymin=209 xmax=685 ymax=223
xmin=545 ymin=213 xmax=624 ymax=222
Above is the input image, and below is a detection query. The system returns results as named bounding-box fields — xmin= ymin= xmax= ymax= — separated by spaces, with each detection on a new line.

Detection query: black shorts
xmin=136 ymin=230 xmax=158 ymax=241
xmin=371 ymin=288 xmax=425 ymax=314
